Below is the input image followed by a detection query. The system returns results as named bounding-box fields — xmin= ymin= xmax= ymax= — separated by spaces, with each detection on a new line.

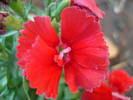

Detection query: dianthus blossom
xmin=82 ymin=70 xmax=133 ymax=100
xmin=109 ymin=70 xmax=133 ymax=94
xmin=82 ymin=82 xmax=113 ymax=100
xmin=16 ymin=7 xmax=109 ymax=99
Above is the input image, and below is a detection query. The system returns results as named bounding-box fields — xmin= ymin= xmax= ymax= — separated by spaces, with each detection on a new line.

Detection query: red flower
xmin=71 ymin=0 xmax=105 ymax=19
xmin=82 ymin=70 xmax=133 ymax=100
xmin=16 ymin=7 xmax=109 ymax=99
xmin=109 ymin=70 xmax=133 ymax=94
xmin=82 ymin=82 xmax=113 ymax=100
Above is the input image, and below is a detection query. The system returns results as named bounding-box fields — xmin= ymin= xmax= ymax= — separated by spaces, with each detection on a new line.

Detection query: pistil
xmin=58 ymin=47 xmax=71 ymax=59
xmin=54 ymin=47 xmax=71 ymax=67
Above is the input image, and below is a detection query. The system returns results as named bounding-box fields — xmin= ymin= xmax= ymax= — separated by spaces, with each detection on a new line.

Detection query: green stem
xmin=22 ymin=77 xmax=31 ymax=100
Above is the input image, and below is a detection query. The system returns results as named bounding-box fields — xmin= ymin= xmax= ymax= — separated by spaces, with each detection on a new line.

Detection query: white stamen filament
xmin=112 ymin=92 xmax=131 ymax=100
xmin=58 ymin=47 xmax=71 ymax=60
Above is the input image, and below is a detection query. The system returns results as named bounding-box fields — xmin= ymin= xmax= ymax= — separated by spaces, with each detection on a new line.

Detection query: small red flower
xmin=16 ymin=7 xmax=109 ymax=99
xmin=109 ymin=70 xmax=133 ymax=94
xmin=71 ymin=0 xmax=105 ymax=19
xmin=82 ymin=82 xmax=112 ymax=100
xmin=82 ymin=70 xmax=133 ymax=100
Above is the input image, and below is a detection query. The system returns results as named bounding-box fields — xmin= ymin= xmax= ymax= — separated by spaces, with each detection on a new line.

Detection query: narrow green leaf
xmin=23 ymin=77 xmax=31 ymax=100
xmin=5 ymin=91 xmax=15 ymax=100
xmin=25 ymin=0 xmax=33 ymax=16
xmin=0 ymin=67 xmax=8 ymax=95
xmin=52 ymin=0 xmax=70 ymax=21
xmin=0 ymin=31 xmax=18 ymax=38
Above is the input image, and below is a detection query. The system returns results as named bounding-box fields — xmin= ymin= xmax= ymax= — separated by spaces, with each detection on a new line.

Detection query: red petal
xmin=24 ymin=36 xmax=62 ymax=99
xmin=34 ymin=16 xmax=59 ymax=47
xmin=71 ymin=0 xmax=105 ymax=19
xmin=64 ymin=62 xmax=107 ymax=92
xmin=82 ymin=82 xmax=112 ymax=100
xmin=61 ymin=7 xmax=101 ymax=45
xmin=16 ymin=16 xmax=59 ymax=67
xmin=71 ymin=32 xmax=109 ymax=71
xmin=16 ymin=21 xmax=36 ymax=58
xmin=16 ymin=21 xmax=37 ymax=66
xmin=64 ymin=63 xmax=78 ymax=92
xmin=109 ymin=70 xmax=133 ymax=94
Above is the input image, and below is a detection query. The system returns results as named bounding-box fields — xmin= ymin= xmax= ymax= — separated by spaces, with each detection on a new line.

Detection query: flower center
xmin=54 ymin=47 xmax=71 ymax=67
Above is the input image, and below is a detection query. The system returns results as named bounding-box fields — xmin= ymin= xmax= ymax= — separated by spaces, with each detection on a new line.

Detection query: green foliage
xmin=52 ymin=0 xmax=70 ymax=21
xmin=3 ymin=15 xmax=23 ymax=30
xmin=9 ymin=0 xmax=26 ymax=18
